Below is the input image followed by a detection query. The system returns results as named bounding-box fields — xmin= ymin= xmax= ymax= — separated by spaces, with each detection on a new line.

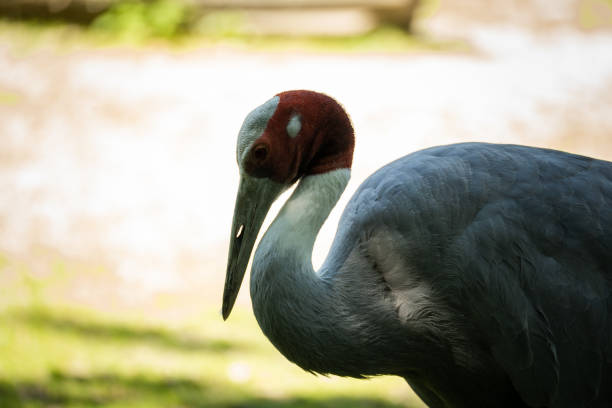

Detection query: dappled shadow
xmin=9 ymin=308 xmax=240 ymax=353
xmin=0 ymin=371 xmax=416 ymax=408
xmin=0 ymin=381 xmax=22 ymax=408
xmin=0 ymin=371 xmax=207 ymax=408
xmin=237 ymin=397 xmax=412 ymax=408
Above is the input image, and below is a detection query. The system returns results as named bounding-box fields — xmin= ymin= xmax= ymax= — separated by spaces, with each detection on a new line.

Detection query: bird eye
xmin=252 ymin=144 xmax=268 ymax=161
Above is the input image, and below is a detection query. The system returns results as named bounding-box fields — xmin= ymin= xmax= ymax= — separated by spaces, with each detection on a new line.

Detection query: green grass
xmin=0 ymin=252 xmax=424 ymax=407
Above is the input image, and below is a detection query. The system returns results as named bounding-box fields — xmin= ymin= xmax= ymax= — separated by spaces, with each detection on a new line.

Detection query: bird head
xmin=222 ymin=90 xmax=354 ymax=320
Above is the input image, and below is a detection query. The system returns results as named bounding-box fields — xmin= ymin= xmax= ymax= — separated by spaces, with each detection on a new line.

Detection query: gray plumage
xmin=223 ymin=92 xmax=612 ymax=408
xmin=333 ymin=143 xmax=612 ymax=407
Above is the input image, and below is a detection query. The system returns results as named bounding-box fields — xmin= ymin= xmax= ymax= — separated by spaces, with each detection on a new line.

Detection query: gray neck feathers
xmin=250 ymin=169 xmax=351 ymax=374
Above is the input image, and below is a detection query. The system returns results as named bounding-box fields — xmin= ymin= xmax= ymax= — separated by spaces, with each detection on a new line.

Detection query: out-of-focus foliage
xmin=0 ymin=0 xmax=462 ymax=52
xmin=91 ymin=0 xmax=190 ymax=41
xmin=195 ymin=10 xmax=248 ymax=38
xmin=0 ymin=0 xmax=449 ymax=47
xmin=88 ymin=0 xmax=434 ymax=43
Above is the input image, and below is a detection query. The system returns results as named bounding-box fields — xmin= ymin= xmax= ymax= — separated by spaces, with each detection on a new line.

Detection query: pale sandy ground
xmin=1 ymin=24 xmax=612 ymax=310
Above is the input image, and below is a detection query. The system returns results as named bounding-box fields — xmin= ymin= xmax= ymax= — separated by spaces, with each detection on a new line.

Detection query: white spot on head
xmin=286 ymin=113 xmax=301 ymax=138
xmin=237 ymin=96 xmax=279 ymax=165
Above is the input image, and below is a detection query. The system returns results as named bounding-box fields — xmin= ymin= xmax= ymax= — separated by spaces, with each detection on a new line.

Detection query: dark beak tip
xmin=221 ymin=289 xmax=236 ymax=321
xmin=221 ymin=304 xmax=231 ymax=321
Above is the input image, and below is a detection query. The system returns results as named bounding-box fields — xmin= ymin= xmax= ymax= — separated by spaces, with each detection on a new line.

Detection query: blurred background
xmin=1 ymin=0 xmax=611 ymax=406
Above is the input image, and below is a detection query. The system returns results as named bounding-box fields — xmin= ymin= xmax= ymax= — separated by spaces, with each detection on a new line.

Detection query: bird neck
xmin=250 ymin=168 xmax=351 ymax=374
xmin=260 ymin=168 xmax=350 ymax=261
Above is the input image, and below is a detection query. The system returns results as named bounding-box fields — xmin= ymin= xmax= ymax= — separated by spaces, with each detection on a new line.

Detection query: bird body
xmin=223 ymin=91 xmax=612 ymax=408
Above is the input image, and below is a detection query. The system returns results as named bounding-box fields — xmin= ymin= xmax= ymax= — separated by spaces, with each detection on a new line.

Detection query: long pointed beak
xmin=222 ymin=175 xmax=284 ymax=320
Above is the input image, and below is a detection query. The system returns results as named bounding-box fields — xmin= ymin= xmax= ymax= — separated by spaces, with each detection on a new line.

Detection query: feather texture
xmin=251 ymin=142 xmax=612 ymax=407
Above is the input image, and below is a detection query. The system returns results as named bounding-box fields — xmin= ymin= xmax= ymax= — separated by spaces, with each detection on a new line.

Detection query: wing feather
xmin=338 ymin=143 xmax=612 ymax=407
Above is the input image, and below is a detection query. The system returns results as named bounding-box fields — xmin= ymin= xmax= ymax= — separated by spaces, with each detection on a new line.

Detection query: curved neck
xmin=257 ymin=168 xmax=350 ymax=263
xmin=250 ymin=169 xmax=350 ymax=373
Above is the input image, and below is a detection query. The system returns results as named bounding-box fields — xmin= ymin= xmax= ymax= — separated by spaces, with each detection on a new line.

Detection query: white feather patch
xmin=286 ymin=113 xmax=301 ymax=138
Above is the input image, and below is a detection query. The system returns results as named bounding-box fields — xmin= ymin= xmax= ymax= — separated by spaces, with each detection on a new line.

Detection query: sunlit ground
xmin=0 ymin=258 xmax=419 ymax=407
xmin=1 ymin=2 xmax=612 ymax=406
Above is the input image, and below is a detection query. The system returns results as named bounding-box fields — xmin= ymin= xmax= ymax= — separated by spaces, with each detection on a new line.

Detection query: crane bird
xmin=222 ymin=90 xmax=612 ymax=408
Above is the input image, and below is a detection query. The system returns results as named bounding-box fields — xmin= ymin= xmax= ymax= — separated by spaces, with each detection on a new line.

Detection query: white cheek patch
xmin=286 ymin=113 xmax=301 ymax=138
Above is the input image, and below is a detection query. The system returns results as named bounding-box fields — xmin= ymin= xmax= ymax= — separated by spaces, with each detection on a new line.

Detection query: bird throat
xmin=249 ymin=168 xmax=351 ymax=374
